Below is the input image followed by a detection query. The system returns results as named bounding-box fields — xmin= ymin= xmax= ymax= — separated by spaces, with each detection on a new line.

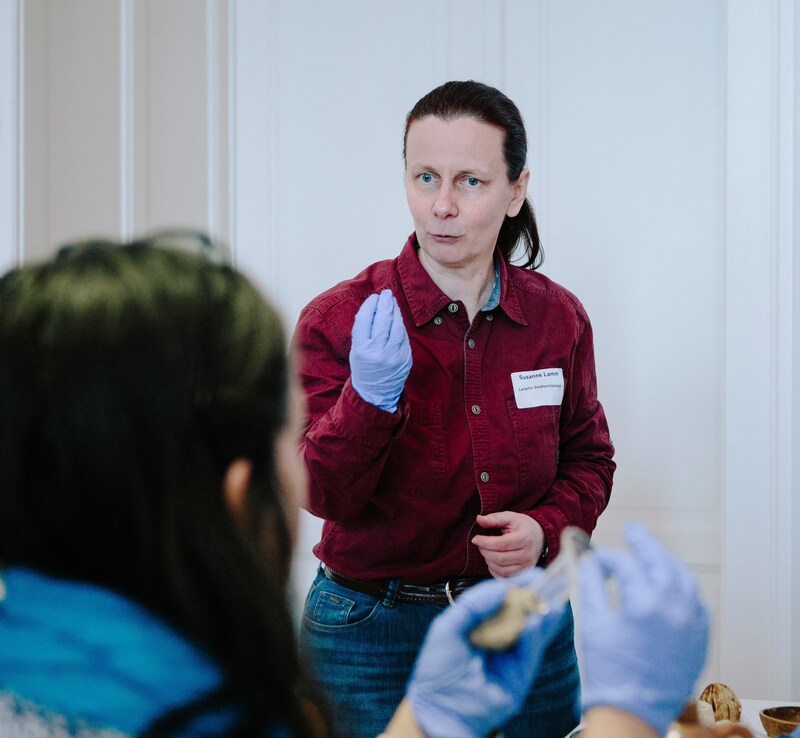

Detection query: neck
xmin=419 ymin=252 xmax=495 ymax=322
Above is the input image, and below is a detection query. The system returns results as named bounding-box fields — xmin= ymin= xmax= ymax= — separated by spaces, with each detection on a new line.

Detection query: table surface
xmin=564 ymin=699 xmax=800 ymax=738
xmin=739 ymin=698 xmax=800 ymax=737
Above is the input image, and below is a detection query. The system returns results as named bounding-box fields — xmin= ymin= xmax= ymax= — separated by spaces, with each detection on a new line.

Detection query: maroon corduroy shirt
xmin=293 ymin=235 xmax=615 ymax=583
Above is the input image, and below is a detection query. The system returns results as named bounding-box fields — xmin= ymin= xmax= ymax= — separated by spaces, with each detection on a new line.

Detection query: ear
xmin=506 ymin=168 xmax=530 ymax=218
xmin=223 ymin=458 xmax=253 ymax=525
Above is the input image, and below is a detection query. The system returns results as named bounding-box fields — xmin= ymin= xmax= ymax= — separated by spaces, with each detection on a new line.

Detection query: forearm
xmin=529 ymin=452 xmax=614 ymax=562
xmin=581 ymin=707 xmax=660 ymax=738
xmin=296 ymin=306 xmax=391 ymax=518
xmin=303 ymin=380 xmax=407 ymax=519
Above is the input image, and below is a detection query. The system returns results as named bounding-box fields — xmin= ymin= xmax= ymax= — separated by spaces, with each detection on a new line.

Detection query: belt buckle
xmin=444 ymin=579 xmax=457 ymax=605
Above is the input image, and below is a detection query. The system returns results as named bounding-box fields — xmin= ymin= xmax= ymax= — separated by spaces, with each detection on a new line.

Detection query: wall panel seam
xmin=790 ymin=3 xmax=800 ymax=700
xmin=14 ymin=0 xmax=23 ymax=265
xmin=119 ymin=0 xmax=134 ymax=240
xmin=715 ymin=0 xmax=728 ymax=560
xmin=774 ymin=0 xmax=798 ymax=697
xmin=227 ymin=0 xmax=236 ymax=253
xmin=206 ymin=0 xmax=221 ymax=242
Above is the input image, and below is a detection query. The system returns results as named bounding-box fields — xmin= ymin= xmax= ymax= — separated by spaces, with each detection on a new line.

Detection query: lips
xmin=430 ymin=233 xmax=462 ymax=243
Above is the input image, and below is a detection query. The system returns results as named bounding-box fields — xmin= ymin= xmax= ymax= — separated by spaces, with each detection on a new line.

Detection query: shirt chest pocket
xmin=506 ymin=399 xmax=560 ymax=494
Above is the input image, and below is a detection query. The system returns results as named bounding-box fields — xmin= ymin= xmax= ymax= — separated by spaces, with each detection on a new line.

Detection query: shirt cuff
xmin=329 ymin=379 xmax=409 ymax=446
xmin=528 ymin=508 xmax=569 ymax=565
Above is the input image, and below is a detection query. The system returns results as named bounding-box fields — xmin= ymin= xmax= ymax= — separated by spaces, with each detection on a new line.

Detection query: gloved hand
xmin=406 ymin=569 xmax=566 ymax=738
xmin=578 ymin=522 xmax=710 ymax=738
xmin=349 ymin=289 xmax=412 ymax=412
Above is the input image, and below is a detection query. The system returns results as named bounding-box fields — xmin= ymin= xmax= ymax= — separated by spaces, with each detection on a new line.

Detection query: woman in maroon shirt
xmin=294 ymin=80 xmax=615 ymax=738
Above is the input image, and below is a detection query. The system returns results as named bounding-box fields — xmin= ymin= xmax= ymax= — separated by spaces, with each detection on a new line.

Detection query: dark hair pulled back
xmin=0 ymin=233 xmax=330 ymax=737
xmin=403 ymin=80 xmax=543 ymax=269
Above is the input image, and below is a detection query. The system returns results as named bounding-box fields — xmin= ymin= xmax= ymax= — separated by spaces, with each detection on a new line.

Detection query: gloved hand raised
xmin=406 ymin=569 xmax=566 ymax=738
xmin=349 ymin=289 xmax=412 ymax=412
xmin=578 ymin=522 xmax=710 ymax=738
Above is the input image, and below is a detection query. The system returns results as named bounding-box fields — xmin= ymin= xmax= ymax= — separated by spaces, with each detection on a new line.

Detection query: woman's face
xmin=404 ymin=115 xmax=529 ymax=272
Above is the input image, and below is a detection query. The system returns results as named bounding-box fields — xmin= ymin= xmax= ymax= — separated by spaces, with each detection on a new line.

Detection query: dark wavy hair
xmin=403 ymin=80 xmax=543 ymax=269
xmin=0 ymin=233 xmax=329 ymax=737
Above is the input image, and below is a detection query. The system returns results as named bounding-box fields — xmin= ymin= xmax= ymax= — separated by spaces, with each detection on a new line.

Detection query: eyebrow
xmin=408 ymin=163 xmax=493 ymax=179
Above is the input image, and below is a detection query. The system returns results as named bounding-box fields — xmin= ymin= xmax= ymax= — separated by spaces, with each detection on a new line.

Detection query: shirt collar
xmin=494 ymin=250 xmax=528 ymax=325
xmin=481 ymin=258 xmax=501 ymax=311
xmin=397 ymin=233 xmax=528 ymax=326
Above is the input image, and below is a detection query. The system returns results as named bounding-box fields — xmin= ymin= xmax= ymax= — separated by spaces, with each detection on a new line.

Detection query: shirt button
xmin=433 ymin=316 xmax=443 ymax=325
xmin=486 ymin=313 xmax=494 ymax=321
xmin=471 ymin=404 xmax=481 ymax=415
xmin=480 ymin=471 xmax=489 ymax=483
xmin=467 ymin=338 xmax=476 ymax=349
xmin=448 ymin=303 xmax=459 ymax=313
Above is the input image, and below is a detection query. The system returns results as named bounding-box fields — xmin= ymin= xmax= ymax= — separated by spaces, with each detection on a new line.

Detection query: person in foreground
xmin=0 ymin=233 xmax=567 ymax=737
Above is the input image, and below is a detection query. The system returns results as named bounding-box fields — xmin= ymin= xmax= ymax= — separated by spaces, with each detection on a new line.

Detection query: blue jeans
xmin=300 ymin=569 xmax=580 ymax=738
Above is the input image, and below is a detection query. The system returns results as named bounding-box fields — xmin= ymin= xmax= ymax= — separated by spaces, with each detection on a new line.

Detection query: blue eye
xmin=420 ymin=172 xmax=433 ymax=184
xmin=466 ymin=177 xmax=480 ymax=187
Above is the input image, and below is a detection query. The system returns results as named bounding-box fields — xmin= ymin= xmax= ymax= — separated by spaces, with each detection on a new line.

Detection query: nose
xmin=433 ymin=184 xmax=458 ymax=218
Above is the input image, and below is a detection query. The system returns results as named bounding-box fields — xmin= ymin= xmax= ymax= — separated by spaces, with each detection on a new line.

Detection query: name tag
xmin=511 ymin=368 xmax=564 ymax=409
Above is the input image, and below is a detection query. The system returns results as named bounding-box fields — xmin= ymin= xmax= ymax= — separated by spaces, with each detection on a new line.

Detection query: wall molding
xmin=722 ymin=0 xmax=796 ymax=699
xmin=0 ymin=0 xmax=21 ymax=271
xmin=786 ymin=0 xmax=800 ymax=699
xmin=230 ymin=0 xmax=280 ymax=287
xmin=773 ymin=0 xmax=796 ymax=697
xmin=118 ymin=0 xmax=134 ymax=241
xmin=204 ymin=0 xmax=231 ymax=247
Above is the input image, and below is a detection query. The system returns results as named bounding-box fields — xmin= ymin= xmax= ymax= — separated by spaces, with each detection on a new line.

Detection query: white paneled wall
xmin=232 ymin=0 xmax=800 ymax=699
xmin=7 ymin=0 xmax=232 ymax=263
xmin=2 ymin=0 xmax=798 ymax=702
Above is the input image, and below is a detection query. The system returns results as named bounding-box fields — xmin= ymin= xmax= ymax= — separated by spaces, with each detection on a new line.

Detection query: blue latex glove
xmin=349 ymin=289 xmax=412 ymax=412
xmin=406 ymin=569 xmax=566 ymax=738
xmin=578 ymin=522 xmax=710 ymax=738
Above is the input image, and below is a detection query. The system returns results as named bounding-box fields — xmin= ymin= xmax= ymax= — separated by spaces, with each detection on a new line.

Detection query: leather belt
xmin=322 ymin=566 xmax=487 ymax=604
